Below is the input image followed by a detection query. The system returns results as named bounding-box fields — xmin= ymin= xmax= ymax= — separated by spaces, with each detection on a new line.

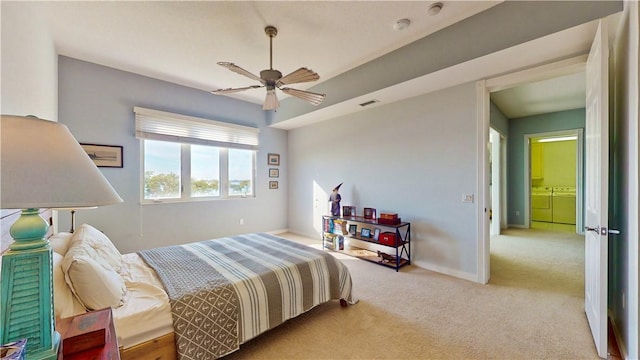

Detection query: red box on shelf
xmin=377 ymin=217 xmax=401 ymax=225
xmin=380 ymin=213 xmax=398 ymax=220
xmin=378 ymin=232 xmax=397 ymax=246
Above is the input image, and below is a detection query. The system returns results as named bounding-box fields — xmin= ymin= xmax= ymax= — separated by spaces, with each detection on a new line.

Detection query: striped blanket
xmin=138 ymin=233 xmax=354 ymax=360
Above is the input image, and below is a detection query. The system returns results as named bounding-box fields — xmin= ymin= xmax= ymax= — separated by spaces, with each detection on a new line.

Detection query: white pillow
xmin=62 ymin=237 xmax=126 ymax=310
xmin=52 ymin=252 xmax=86 ymax=319
xmin=49 ymin=232 xmax=73 ymax=255
xmin=70 ymin=224 xmax=124 ymax=274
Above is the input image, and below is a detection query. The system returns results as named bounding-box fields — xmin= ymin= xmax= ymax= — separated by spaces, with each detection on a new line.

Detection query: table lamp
xmin=0 ymin=115 xmax=123 ymax=359
xmin=56 ymin=207 xmax=98 ymax=233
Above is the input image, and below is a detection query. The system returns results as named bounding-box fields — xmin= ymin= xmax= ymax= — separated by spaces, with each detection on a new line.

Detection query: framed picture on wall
xmin=268 ymin=153 xmax=280 ymax=166
xmin=269 ymin=168 xmax=279 ymax=178
xmin=269 ymin=181 xmax=278 ymax=189
xmin=80 ymin=143 xmax=123 ymax=168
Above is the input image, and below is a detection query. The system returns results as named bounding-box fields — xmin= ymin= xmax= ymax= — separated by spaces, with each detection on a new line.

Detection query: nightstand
xmin=56 ymin=308 xmax=120 ymax=360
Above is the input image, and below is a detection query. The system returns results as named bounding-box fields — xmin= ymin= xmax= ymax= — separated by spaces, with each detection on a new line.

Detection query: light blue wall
xmin=58 ymin=56 xmax=288 ymax=253
xmin=507 ymin=108 xmax=585 ymax=226
xmin=288 ymin=82 xmax=480 ymax=280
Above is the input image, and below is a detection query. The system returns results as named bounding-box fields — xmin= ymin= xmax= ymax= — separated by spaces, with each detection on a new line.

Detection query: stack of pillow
xmin=49 ymin=224 xmax=127 ymax=319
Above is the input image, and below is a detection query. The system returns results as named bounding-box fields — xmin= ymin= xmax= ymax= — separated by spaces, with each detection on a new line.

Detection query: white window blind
xmin=134 ymin=107 xmax=259 ymax=150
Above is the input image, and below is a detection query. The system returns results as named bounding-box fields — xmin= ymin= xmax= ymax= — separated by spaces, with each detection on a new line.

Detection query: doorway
xmin=489 ymin=127 xmax=507 ymax=236
xmin=476 ymin=55 xmax=587 ymax=284
xmin=524 ymin=129 xmax=585 ymax=234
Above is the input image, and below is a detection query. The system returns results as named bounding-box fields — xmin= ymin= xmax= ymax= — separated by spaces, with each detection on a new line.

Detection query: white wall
xmin=288 ymin=83 xmax=480 ymax=279
xmin=1 ymin=2 xmax=57 ymax=120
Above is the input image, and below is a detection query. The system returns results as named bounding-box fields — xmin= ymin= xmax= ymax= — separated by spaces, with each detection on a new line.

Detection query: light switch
xmin=462 ymin=194 xmax=474 ymax=203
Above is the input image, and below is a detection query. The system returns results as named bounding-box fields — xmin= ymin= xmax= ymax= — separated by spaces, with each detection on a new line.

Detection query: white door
xmin=584 ymin=19 xmax=609 ymax=359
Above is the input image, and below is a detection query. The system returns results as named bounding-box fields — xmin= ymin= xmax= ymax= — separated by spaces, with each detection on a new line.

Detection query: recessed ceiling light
xmin=428 ymin=2 xmax=443 ymax=16
xmin=393 ymin=18 xmax=411 ymax=31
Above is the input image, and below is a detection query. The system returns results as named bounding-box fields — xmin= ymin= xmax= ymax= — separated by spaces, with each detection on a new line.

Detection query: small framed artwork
xmin=269 ymin=181 xmax=278 ymax=189
xmin=269 ymin=168 xmax=279 ymax=178
xmin=348 ymin=224 xmax=357 ymax=236
xmin=360 ymin=228 xmax=371 ymax=238
xmin=363 ymin=207 xmax=377 ymax=219
xmin=342 ymin=206 xmax=356 ymax=217
xmin=268 ymin=153 xmax=280 ymax=166
xmin=373 ymin=228 xmax=381 ymax=241
xmin=80 ymin=143 xmax=123 ymax=168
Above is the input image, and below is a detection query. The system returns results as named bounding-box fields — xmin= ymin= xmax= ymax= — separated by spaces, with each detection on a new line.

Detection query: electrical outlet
xmin=516 ymin=211 xmax=520 ymax=217
xmin=239 ymin=218 xmax=244 ymax=225
xmin=462 ymin=194 xmax=474 ymax=203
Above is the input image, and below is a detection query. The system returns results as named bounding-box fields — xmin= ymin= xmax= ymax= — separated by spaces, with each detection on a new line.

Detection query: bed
xmin=2 ymin=218 xmax=354 ymax=360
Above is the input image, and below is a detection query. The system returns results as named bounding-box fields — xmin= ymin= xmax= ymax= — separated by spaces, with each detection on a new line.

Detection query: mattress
xmin=113 ymin=253 xmax=174 ymax=349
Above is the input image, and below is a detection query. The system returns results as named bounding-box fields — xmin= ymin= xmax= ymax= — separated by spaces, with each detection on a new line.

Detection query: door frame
xmin=476 ymin=55 xmax=587 ymax=284
xmin=523 ymin=129 xmax=584 ymax=234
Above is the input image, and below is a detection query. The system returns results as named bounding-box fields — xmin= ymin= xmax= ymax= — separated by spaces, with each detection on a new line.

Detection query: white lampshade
xmin=0 ymin=114 xmax=122 ymax=358
xmin=1 ymin=115 xmax=123 ymax=209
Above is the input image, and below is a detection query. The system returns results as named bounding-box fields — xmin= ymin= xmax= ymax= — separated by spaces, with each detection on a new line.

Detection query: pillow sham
xmin=61 ymin=236 xmax=126 ymax=310
xmin=49 ymin=232 xmax=73 ymax=256
xmin=52 ymin=252 xmax=86 ymax=319
xmin=70 ymin=224 xmax=124 ymax=274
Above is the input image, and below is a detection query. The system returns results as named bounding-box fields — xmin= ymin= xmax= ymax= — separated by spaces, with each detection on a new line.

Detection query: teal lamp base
xmin=0 ymin=209 xmax=60 ymax=359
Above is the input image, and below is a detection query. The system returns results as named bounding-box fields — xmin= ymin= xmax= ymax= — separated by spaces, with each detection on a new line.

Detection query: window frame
xmin=141 ymin=140 xmax=256 ymax=204
xmin=134 ymin=107 xmax=258 ymax=204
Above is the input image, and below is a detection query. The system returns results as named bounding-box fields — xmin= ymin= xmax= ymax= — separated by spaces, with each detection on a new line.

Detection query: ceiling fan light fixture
xmin=263 ymin=89 xmax=279 ymax=110
xmin=213 ymin=25 xmax=325 ymax=110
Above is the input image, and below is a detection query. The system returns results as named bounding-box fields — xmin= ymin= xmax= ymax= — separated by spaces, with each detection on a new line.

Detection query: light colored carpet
xmin=225 ymin=229 xmax=597 ymax=359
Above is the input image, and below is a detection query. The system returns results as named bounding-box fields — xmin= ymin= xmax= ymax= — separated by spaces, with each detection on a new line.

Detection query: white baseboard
xmin=268 ymin=228 xmax=290 ymax=235
xmin=413 ymin=260 xmax=478 ymax=283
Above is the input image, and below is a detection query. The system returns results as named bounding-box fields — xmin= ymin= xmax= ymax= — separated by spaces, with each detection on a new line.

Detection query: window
xmin=135 ymin=107 xmax=259 ymax=202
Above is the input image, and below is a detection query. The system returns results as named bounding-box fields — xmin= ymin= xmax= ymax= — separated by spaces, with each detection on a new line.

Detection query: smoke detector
xmin=393 ymin=18 xmax=411 ymax=31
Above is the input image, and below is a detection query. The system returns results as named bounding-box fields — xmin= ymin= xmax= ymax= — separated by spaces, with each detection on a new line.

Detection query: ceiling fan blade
xmin=263 ymin=89 xmax=279 ymax=110
xmin=211 ymin=85 xmax=263 ymax=94
xmin=280 ymin=87 xmax=326 ymax=106
xmin=217 ymin=62 xmax=265 ymax=84
xmin=276 ymin=67 xmax=320 ymax=86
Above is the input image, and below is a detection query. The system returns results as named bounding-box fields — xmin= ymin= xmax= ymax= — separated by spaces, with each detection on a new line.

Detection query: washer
xmin=552 ymin=187 xmax=576 ymax=224
xmin=531 ymin=186 xmax=553 ymax=222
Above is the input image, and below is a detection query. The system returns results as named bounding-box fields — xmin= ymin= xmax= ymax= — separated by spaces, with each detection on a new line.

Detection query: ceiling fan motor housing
xmin=260 ymin=69 xmax=282 ymax=87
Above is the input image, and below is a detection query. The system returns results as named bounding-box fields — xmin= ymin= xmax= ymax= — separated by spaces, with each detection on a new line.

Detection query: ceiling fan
xmin=211 ymin=26 xmax=326 ymax=111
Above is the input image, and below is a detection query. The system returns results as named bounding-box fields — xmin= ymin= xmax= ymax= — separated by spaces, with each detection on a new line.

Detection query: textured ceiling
xmin=37 ymin=1 xmax=500 ymax=105
xmin=26 ymin=1 xmax=615 ymax=123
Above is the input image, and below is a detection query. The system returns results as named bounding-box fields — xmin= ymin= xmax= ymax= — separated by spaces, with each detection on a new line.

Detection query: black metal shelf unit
xmin=322 ymin=215 xmax=411 ymax=272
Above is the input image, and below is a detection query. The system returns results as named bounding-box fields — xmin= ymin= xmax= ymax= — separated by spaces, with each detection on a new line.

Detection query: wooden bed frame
xmin=120 ymin=332 xmax=176 ymax=360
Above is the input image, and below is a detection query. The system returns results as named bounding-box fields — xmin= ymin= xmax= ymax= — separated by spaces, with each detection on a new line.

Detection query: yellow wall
xmin=541 ymin=140 xmax=576 ymax=186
